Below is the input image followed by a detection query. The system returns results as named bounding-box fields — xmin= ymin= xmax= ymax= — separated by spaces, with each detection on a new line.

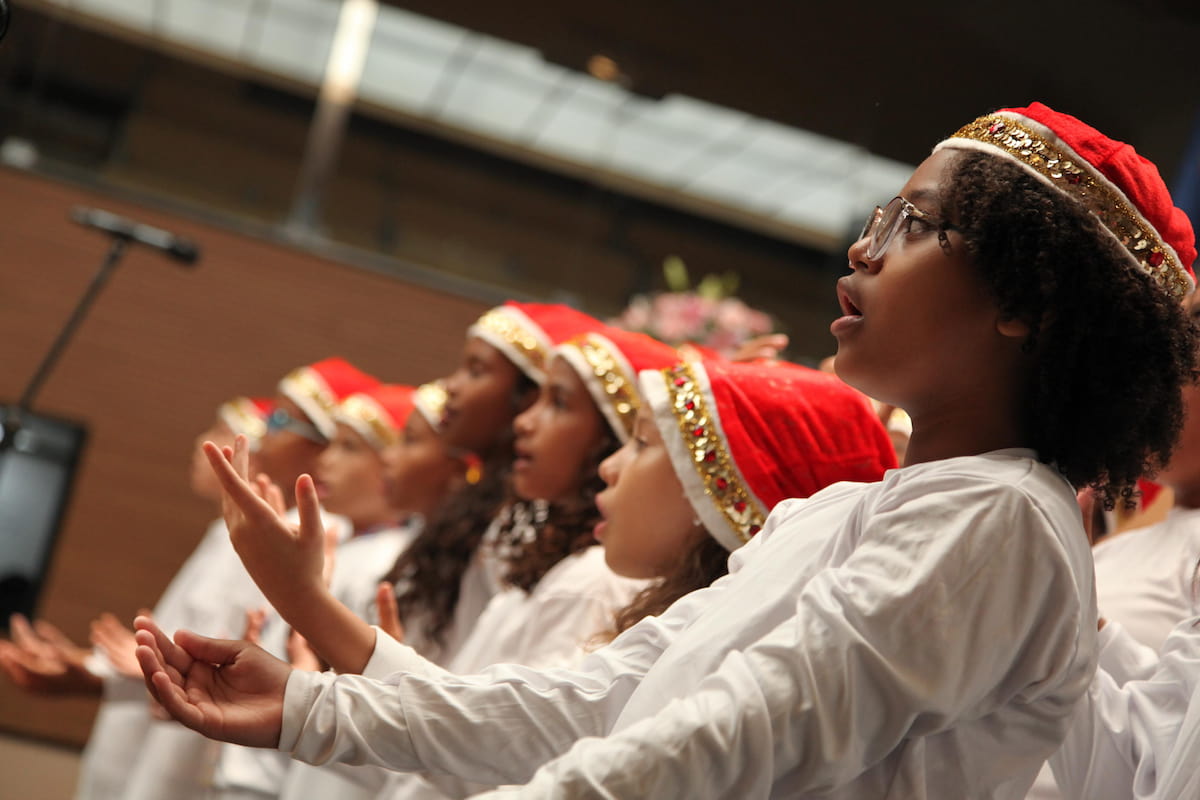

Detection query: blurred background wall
xmin=0 ymin=0 xmax=1197 ymax=775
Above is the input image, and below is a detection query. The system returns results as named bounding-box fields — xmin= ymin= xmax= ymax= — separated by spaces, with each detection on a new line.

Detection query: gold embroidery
xmin=337 ymin=395 xmax=400 ymax=449
xmin=570 ymin=335 xmax=640 ymax=439
xmin=661 ymin=362 xmax=764 ymax=544
xmin=414 ymin=382 xmax=448 ymax=424
xmin=220 ymin=397 xmax=267 ymax=440
xmin=474 ymin=309 xmax=548 ymax=374
xmin=950 ymin=115 xmax=1190 ymax=300
xmin=284 ymin=368 xmax=337 ymax=413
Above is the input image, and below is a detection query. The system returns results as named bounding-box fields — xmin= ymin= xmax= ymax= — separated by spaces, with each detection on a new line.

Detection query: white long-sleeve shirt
xmin=278 ymin=450 xmax=1096 ymax=799
xmin=278 ymin=519 xmax=495 ymax=800
xmin=85 ymin=517 xmax=267 ymax=800
xmin=1047 ymin=619 xmax=1200 ymax=800
xmin=382 ymin=545 xmax=646 ymax=799
xmin=1026 ymin=505 xmax=1200 ymax=800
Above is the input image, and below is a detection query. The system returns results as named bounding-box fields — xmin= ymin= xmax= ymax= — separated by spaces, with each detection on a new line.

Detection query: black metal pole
xmin=15 ymin=236 xmax=128 ymax=415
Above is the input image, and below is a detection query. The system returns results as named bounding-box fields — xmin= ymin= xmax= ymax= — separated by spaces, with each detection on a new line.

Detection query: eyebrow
xmin=905 ymin=187 xmax=944 ymax=213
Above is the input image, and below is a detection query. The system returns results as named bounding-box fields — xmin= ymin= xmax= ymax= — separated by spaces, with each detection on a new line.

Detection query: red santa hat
xmin=640 ymin=359 xmax=897 ymax=552
xmin=557 ymin=327 xmax=680 ymax=442
xmin=333 ymin=384 xmax=415 ymax=451
xmin=278 ymin=358 xmax=380 ymax=440
xmin=935 ymin=102 xmax=1196 ymax=299
xmin=468 ymin=301 xmax=604 ymax=383
xmin=218 ymin=396 xmax=273 ymax=442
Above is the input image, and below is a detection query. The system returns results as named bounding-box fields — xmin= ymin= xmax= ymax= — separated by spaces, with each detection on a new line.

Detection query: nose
xmin=513 ymin=404 xmax=536 ymax=438
xmin=598 ymin=440 xmax=631 ymax=486
xmin=598 ymin=449 xmax=619 ymax=486
xmin=846 ymin=234 xmax=881 ymax=274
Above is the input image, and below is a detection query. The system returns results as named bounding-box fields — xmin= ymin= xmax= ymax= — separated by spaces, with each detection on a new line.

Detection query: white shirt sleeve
xmin=472 ymin=480 xmax=1091 ymax=799
xmin=1050 ymin=616 xmax=1200 ymax=800
xmin=1097 ymin=621 xmax=1160 ymax=685
xmin=278 ymin=578 xmax=726 ymax=780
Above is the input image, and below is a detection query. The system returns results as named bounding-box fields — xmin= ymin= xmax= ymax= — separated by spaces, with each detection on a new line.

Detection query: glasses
xmin=265 ymin=408 xmax=327 ymax=444
xmin=858 ymin=196 xmax=952 ymax=261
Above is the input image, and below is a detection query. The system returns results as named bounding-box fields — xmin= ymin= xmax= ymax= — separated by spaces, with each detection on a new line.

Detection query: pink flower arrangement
xmin=611 ymin=257 xmax=776 ymax=358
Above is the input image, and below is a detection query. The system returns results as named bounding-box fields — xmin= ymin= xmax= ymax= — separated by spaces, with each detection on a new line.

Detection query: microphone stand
xmin=0 ymin=235 xmax=128 ymax=626
xmin=3 ymin=237 xmax=128 ymax=445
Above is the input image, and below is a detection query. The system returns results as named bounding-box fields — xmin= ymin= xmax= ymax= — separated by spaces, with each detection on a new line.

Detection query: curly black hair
xmin=942 ymin=150 xmax=1199 ymax=509
xmin=496 ymin=429 xmax=620 ymax=593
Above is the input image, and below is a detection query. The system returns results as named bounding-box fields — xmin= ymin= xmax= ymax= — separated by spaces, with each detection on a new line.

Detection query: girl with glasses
xmin=136 ymin=104 xmax=1197 ymax=799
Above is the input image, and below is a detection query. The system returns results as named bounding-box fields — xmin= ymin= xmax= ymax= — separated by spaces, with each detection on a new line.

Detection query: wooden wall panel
xmin=0 ymin=167 xmax=488 ymax=746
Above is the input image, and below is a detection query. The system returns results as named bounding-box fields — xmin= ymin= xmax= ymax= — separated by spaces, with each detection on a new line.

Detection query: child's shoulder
xmin=874 ymin=449 xmax=1079 ymax=531
xmin=888 ymin=449 xmax=1066 ymax=495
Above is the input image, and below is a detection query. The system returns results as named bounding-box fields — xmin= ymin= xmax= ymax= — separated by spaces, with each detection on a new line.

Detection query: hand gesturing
xmin=133 ymin=615 xmax=292 ymax=749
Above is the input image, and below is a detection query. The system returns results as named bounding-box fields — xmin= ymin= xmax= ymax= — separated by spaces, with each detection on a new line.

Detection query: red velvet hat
xmin=218 ymin=396 xmax=273 ymax=442
xmin=278 ymin=358 xmax=381 ymax=440
xmin=935 ymin=102 xmax=1196 ymax=299
xmin=557 ymin=327 xmax=680 ymax=442
xmin=334 ymin=384 xmax=415 ymax=451
xmin=468 ymin=301 xmax=604 ymax=383
xmin=641 ymin=359 xmax=897 ymax=551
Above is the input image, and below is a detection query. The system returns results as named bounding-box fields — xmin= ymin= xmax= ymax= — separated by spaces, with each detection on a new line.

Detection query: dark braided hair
xmin=496 ymin=429 xmax=620 ymax=593
xmin=384 ymin=373 xmax=537 ymax=649
xmin=943 ymin=151 xmax=1199 ymax=509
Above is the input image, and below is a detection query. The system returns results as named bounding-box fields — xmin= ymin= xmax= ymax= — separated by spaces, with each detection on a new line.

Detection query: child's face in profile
xmin=510 ymin=357 xmax=608 ymax=505
xmin=315 ymin=423 xmax=392 ymax=530
xmin=595 ymin=407 xmax=706 ymax=579
xmin=440 ymin=337 xmax=534 ymax=455
xmin=255 ymin=396 xmax=326 ymax=500
xmin=381 ymin=413 xmax=463 ymax=513
xmin=832 ymin=149 xmax=1007 ymax=414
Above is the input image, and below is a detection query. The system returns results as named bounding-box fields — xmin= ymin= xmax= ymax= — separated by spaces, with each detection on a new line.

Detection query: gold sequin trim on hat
xmin=284 ymin=368 xmax=337 ymax=412
xmin=220 ymin=397 xmax=268 ymax=440
xmin=337 ymin=395 xmax=399 ymax=449
xmin=572 ymin=335 xmax=639 ymax=439
xmin=475 ymin=309 xmax=549 ymax=375
xmin=414 ymin=381 xmax=448 ymax=424
xmin=662 ymin=362 xmax=764 ymax=545
xmin=950 ymin=115 xmax=1190 ymax=300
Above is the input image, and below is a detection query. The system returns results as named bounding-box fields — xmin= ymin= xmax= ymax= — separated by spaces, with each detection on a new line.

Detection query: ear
xmin=996 ymin=315 xmax=1032 ymax=340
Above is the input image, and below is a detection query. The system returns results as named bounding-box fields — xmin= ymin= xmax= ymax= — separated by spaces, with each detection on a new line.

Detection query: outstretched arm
xmin=203 ymin=437 xmax=378 ymax=673
xmin=133 ymin=615 xmax=292 ymax=748
xmin=0 ymin=614 xmax=102 ymax=695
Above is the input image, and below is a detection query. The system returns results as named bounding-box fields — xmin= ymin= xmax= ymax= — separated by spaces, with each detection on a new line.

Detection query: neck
xmin=1172 ymin=486 xmax=1200 ymax=509
xmin=351 ymin=511 xmax=403 ymax=536
xmin=902 ymin=392 xmax=1029 ymax=468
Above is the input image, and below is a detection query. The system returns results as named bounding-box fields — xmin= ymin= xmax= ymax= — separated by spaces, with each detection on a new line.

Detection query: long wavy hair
xmin=494 ymin=430 xmax=620 ymax=593
xmin=384 ymin=373 xmax=536 ymax=649
xmin=605 ymin=533 xmax=729 ymax=640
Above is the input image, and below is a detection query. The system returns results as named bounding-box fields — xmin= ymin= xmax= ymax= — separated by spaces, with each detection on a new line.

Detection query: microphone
xmin=71 ymin=207 xmax=200 ymax=265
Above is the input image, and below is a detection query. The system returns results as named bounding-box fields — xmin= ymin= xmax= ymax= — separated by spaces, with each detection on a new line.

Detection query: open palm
xmin=134 ymin=616 xmax=291 ymax=749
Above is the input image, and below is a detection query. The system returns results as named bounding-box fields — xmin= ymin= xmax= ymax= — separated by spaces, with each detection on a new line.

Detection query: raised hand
xmin=375 ymin=582 xmax=405 ymax=643
xmin=730 ymin=333 xmax=789 ymax=363
xmin=286 ymin=629 xmax=323 ymax=672
xmin=203 ymin=437 xmax=327 ymax=623
xmin=242 ymin=607 xmax=268 ymax=645
xmin=89 ymin=611 xmax=147 ymax=680
xmin=133 ymin=615 xmax=290 ymax=748
xmin=0 ymin=615 xmax=102 ymax=695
